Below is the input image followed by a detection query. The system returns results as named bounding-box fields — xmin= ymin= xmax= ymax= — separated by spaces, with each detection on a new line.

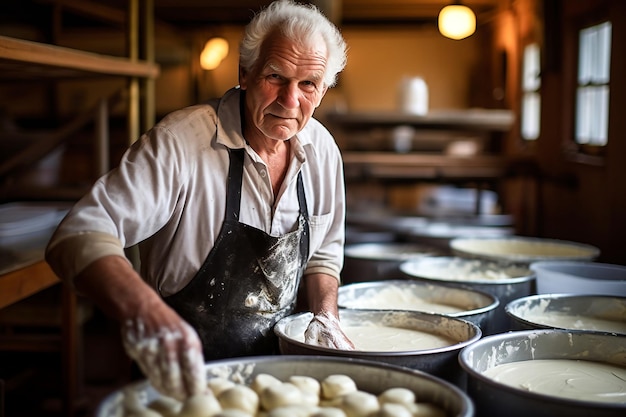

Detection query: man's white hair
xmin=239 ymin=0 xmax=348 ymax=87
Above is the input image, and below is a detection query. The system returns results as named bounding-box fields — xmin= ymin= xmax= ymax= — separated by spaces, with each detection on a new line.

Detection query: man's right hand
xmin=121 ymin=309 xmax=206 ymax=400
xmin=122 ymin=300 xmax=206 ymax=400
xmin=71 ymin=255 xmax=206 ymax=400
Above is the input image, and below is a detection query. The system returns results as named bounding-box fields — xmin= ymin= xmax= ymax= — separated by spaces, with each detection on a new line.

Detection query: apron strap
xmin=296 ymin=171 xmax=310 ymax=263
xmin=296 ymin=172 xmax=308 ymax=218
xmin=225 ymin=148 xmax=244 ymax=222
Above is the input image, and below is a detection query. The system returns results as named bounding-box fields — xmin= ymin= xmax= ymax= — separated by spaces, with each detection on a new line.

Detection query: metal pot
xmin=274 ymin=309 xmax=481 ymax=387
xmin=505 ymin=293 xmax=626 ymax=335
xmin=450 ymin=236 xmax=600 ymax=264
xmin=400 ymin=256 xmax=535 ymax=333
xmin=342 ymin=242 xmax=441 ymax=284
xmin=399 ymin=223 xmax=513 ymax=253
xmin=95 ymin=355 xmax=474 ymax=417
xmin=459 ymin=329 xmax=626 ymax=417
xmin=337 ymin=279 xmax=499 ymax=335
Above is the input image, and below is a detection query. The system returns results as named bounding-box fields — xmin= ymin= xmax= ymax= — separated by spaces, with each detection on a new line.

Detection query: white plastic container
xmin=399 ymin=76 xmax=429 ymax=115
xmin=531 ymin=261 xmax=626 ymax=296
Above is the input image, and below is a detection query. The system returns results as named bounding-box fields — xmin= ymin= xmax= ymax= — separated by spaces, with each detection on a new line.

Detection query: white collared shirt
xmin=46 ymin=87 xmax=345 ymax=296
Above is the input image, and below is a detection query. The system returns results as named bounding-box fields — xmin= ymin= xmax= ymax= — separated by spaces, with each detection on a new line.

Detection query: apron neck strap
xmin=225 ymin=148 xmax=244 ymax=221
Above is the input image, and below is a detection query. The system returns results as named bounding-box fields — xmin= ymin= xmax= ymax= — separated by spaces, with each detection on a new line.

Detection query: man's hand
xmin=122 ymin=314 xmax=206 ymax=400
xmin=69 ymin=255 xmax=206 ymax=400
xmin=304 ymin=311 xmax=355 ymax=350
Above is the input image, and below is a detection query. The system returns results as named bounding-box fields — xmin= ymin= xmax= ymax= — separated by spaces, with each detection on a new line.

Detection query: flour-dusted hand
xmin=304 ymin=311 xmax=355 ymax=350
xmin=122 ymin=317 xmax=206 ymax=400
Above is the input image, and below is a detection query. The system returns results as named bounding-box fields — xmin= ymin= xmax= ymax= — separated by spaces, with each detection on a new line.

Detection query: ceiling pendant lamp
xmin=438 ymin=2 xmax=476 ymax=40
xmin=200 ymin=37 xmax=229 ymax=70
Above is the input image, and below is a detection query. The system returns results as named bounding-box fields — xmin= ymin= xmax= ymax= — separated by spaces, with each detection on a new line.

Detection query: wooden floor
xmin=1 ymin=309 xmax=135 ymax=417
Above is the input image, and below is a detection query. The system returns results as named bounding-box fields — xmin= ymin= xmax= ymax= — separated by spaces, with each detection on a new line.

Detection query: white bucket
xmin=399 ymin=76 xmax=429 ymax=115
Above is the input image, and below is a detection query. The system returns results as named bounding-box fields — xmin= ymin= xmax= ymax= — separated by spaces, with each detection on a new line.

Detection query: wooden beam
xmin=0 ymin=35 xmax=160 ymax=78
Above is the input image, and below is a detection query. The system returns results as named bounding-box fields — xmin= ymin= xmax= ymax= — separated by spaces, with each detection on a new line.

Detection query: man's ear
xmin=238 ymin=65 xmax=248 ymax=90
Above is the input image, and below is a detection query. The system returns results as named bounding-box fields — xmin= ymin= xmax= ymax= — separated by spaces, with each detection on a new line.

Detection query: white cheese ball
xmin=287 ymin=376 xmax=321 ymax=407
xmin=250 ymin=374 xmax=283 ymax=395
xmin=311 ymin=408 xmax=348 ymax=417
xmin=321 ymin=375 xmax=357 ymax=399
xmin=339 ymin=391 xmax=379 ymax=417
xmin=289 ymin=375 xmax=321 ymax=395
xmin=179 ymin=392 xmax=222 ymax=417
xmin=406 ymin=402 xmax=447 ymax=417
xmin=378 ymin=387 xmax=416 ymax=405
xmin=212 ymin=410 xmax=253 ymax=417
xmin=147 ymin=396 xmax=182 ymax=417
xmin=319 ymin=397 xmax=343 ymax=409
xmin=207 ymin=378 xmax=236 ymax=397
xmin=374 ymin=403 xmax=412 ymax=417
xmin=260 ymin=382 xmax=303 ymax=410
xmin=267 ymin=404 xmax=320 ymax=417
xmin=217 ymin=385 xmax=259 ymax=415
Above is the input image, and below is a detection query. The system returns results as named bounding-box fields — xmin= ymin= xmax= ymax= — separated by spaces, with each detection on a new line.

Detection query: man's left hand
xmin=304 ymin=311 xmax=355 ymax=350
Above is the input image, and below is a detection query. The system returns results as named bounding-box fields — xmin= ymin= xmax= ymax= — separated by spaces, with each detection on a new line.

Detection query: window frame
xmin=563 ymin=7 xmax=612 ymax=165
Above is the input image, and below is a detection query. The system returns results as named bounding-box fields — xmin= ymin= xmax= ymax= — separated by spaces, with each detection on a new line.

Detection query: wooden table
xmin=0 ymin=257 xmax=80 ymax=417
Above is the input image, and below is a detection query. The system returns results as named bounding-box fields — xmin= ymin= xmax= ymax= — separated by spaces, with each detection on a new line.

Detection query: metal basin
xmin=400 ymin=223 xmax=513 ymax=253
xmin=337 ymin=279 xmax=499 ymax=335
xmin=274 ymin=309 xmax=481 ymax=387
xmin=459 ymin=330 xmax=626 ymax=417
xmin=342 ymin=242 xmax=441 ymax=284
xmin=400 ymin=256 xmax=535 ymax=333
xmin=450 ymin=236 xmax=600 ymax=264
xmin=506 ymin=293 xmax=626 ymax=335
xmin=96 ymin=355 xmax=474 ymax=417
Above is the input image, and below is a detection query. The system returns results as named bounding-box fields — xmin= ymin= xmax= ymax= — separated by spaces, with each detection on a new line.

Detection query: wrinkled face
xmin=239 ymin=31 xmax=329 ymax=143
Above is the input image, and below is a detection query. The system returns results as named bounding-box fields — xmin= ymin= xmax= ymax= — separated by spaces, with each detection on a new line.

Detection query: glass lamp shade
xmin=438 ymin=5 xmax=476 ymax=40
xmin=200 ymin=37 xmax=229 ymax=70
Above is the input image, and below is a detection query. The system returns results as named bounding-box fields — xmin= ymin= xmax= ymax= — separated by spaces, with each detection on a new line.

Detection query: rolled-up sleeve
xmin=45 ymin=232 xmax=128 ymax=285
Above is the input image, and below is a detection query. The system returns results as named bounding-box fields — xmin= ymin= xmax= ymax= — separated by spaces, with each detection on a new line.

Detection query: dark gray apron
xmin=165 ymin=148 xmax=310 ymax=360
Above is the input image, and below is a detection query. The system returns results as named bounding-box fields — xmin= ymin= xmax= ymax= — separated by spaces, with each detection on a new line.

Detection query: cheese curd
xmin=121 ymin=374 xmax=447 ymax=417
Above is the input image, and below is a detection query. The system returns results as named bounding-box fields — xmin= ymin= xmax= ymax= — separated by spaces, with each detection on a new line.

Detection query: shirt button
xmin=260 ymin=169 xmax=267 ymax=177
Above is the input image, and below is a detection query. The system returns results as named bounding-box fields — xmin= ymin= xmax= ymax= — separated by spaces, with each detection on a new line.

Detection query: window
xmin=521 ymin=43 xmax=541 ymax=141
xmin=575 ymin=21 xmax=611 ymax=147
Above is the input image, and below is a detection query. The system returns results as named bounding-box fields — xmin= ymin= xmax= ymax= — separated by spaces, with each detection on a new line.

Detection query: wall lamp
xmin=200 ymin=37 xmax=229 ymax=70
xmin=438 ymin=2 xmax=476 ymax=40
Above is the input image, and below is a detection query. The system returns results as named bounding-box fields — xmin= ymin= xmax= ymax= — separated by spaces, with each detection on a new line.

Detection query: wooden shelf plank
xmin=0 ymin=35 xmax=160 ymax=79
xmin=328 ymin=109 xmax=514 ymax=132
xmin=342 ymin=152 xmax=507 ymax=180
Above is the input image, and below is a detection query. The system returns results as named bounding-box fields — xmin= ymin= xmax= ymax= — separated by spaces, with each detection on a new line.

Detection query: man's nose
xmin=278 ymin=83 xmax=300 ymax=109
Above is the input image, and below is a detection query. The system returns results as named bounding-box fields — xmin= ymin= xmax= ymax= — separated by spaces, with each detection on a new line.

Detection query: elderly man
xmin=46 ymin=0 xmax=353 ymax=400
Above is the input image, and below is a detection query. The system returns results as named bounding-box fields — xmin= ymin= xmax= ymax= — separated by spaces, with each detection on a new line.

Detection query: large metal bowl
xmin=505 ymin=293 xmax=626 ymax=335
xmin=337 ymin=279 xmax=499 ymax=335
xmin=400 ymin=223 xmax=514 ymax=253
xmin=274 ymin=309 xmax=481 ymax=386
xmin=342 ymin=242 xmax=441 ymax=284
xmin=450 ymin=236 xmax=600 ymax=264
xmin=459 ymin=329 xmax=626 ymax=417
xmin=96 ymin=355 xmax=474 ymax=417
xmin=400 ymin=256 xmax=535 ymax=333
